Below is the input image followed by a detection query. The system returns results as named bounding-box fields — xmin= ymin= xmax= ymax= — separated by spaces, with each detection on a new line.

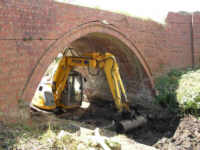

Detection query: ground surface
xmin=0 ymin=101 xmax=200 ymax=150
xmin=71 ymin=101 xmax=200 ymax=150
xmin=154 ymin=115 xmax=200 ymax=150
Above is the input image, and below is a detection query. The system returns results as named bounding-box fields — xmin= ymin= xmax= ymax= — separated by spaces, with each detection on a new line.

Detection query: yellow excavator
xmin=30 ymin=50 xmax=147 ymax=132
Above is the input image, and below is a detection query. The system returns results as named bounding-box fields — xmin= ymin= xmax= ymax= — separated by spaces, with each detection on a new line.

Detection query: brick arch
xmin=22 ymin=21 xmax=154 ymax=101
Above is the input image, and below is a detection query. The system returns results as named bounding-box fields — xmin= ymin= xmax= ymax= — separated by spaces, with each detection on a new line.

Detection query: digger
xmin=30 ymin=49 xmax=147 ymax=132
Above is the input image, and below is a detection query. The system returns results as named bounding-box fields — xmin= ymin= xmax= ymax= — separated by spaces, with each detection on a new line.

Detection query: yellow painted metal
xmin=52 ymin=57 xmax=72 ymax=106
xmin=102 ymin=55 xmax=130 ymax=112
xmin=31 ymin=84 xmax=56 ymax=110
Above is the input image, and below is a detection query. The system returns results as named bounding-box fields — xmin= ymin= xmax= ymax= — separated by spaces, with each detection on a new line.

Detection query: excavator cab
xmin=60 ymin=71 xmax=84 ymax=108
xmin=30 ymin=70 xmax=84 ymax=111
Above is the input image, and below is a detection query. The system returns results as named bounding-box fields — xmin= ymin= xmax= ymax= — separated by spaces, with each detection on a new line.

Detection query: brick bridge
xmin=0 ymin=0 xmax=200 ymax=119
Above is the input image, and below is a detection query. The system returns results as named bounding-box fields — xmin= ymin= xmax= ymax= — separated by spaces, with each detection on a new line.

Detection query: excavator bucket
xmin=106 ymin=106 xmax=148 ymax=133
xmin=115 ymin=115 xmax=147 ymax=133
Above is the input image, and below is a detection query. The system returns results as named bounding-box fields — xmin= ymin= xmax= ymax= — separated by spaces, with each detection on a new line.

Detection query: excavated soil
xmin=1 ymin=101 xmax=200 ymax=150
xmin=154 ymin=115 xmax=200 ymax=150
xmin=57 ymin=100 xmax=200 ymax=150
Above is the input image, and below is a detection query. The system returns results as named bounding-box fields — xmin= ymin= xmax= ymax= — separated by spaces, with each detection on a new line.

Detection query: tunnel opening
xmin=30 ymin=31 xmax=155 ymax=121
xmin=30 ymin=31 xmax=154 ymax=121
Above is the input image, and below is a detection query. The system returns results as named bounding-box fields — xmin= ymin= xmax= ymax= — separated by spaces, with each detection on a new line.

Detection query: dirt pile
xmin=154 ymin=115 xmax=200 ymax=150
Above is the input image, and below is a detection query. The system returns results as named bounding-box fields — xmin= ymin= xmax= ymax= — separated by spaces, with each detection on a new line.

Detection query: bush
xmin=176 ymin=69 xmax=200 ymax=111
xmin=155 ymin=68 xmax=200 ymax=114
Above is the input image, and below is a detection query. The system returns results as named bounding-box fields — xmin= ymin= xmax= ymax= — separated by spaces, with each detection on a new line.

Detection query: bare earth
xmin=0 ymin=102 xmax=200 ymax=150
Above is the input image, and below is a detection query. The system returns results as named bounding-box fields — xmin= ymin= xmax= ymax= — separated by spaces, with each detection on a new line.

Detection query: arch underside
xmin=22 ymin=21 xmax=154 ymax=104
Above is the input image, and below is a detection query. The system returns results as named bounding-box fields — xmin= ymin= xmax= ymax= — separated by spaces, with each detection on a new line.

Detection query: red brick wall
xmin=0 ymin=0 xmax=198 ymax=119
xmin=193 ymin=12 xmax=200 ymax=65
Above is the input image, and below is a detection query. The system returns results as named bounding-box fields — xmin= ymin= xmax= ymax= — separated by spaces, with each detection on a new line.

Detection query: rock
xmin=88 ymin=148 xmax=96 ymax=150
xmin=79 ymin=127 xmax=94 ymax=136
xmin=57 ymin=130 xmax=68 ymax=139
xmin=77 ymin=143 xmax=87 ymax=150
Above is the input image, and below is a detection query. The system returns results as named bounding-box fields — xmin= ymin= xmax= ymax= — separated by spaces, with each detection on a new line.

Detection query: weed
xmin=23 ymin=37 xmax=28 ymax=41
xmin=23 ymin=36 xmax=32 ymax=41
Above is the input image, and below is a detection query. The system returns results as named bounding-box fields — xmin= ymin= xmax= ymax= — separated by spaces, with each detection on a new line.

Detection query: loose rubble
xmin=154 ymin=115 xmax=200 ymax=150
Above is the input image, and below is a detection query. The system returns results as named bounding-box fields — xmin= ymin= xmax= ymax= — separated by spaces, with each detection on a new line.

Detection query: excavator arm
xmin=98 ymin=55 xmax=131 ymax=112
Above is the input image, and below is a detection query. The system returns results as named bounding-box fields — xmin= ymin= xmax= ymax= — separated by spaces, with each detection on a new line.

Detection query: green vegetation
xmin=155 ymin=67 xmax=200 ymax=116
